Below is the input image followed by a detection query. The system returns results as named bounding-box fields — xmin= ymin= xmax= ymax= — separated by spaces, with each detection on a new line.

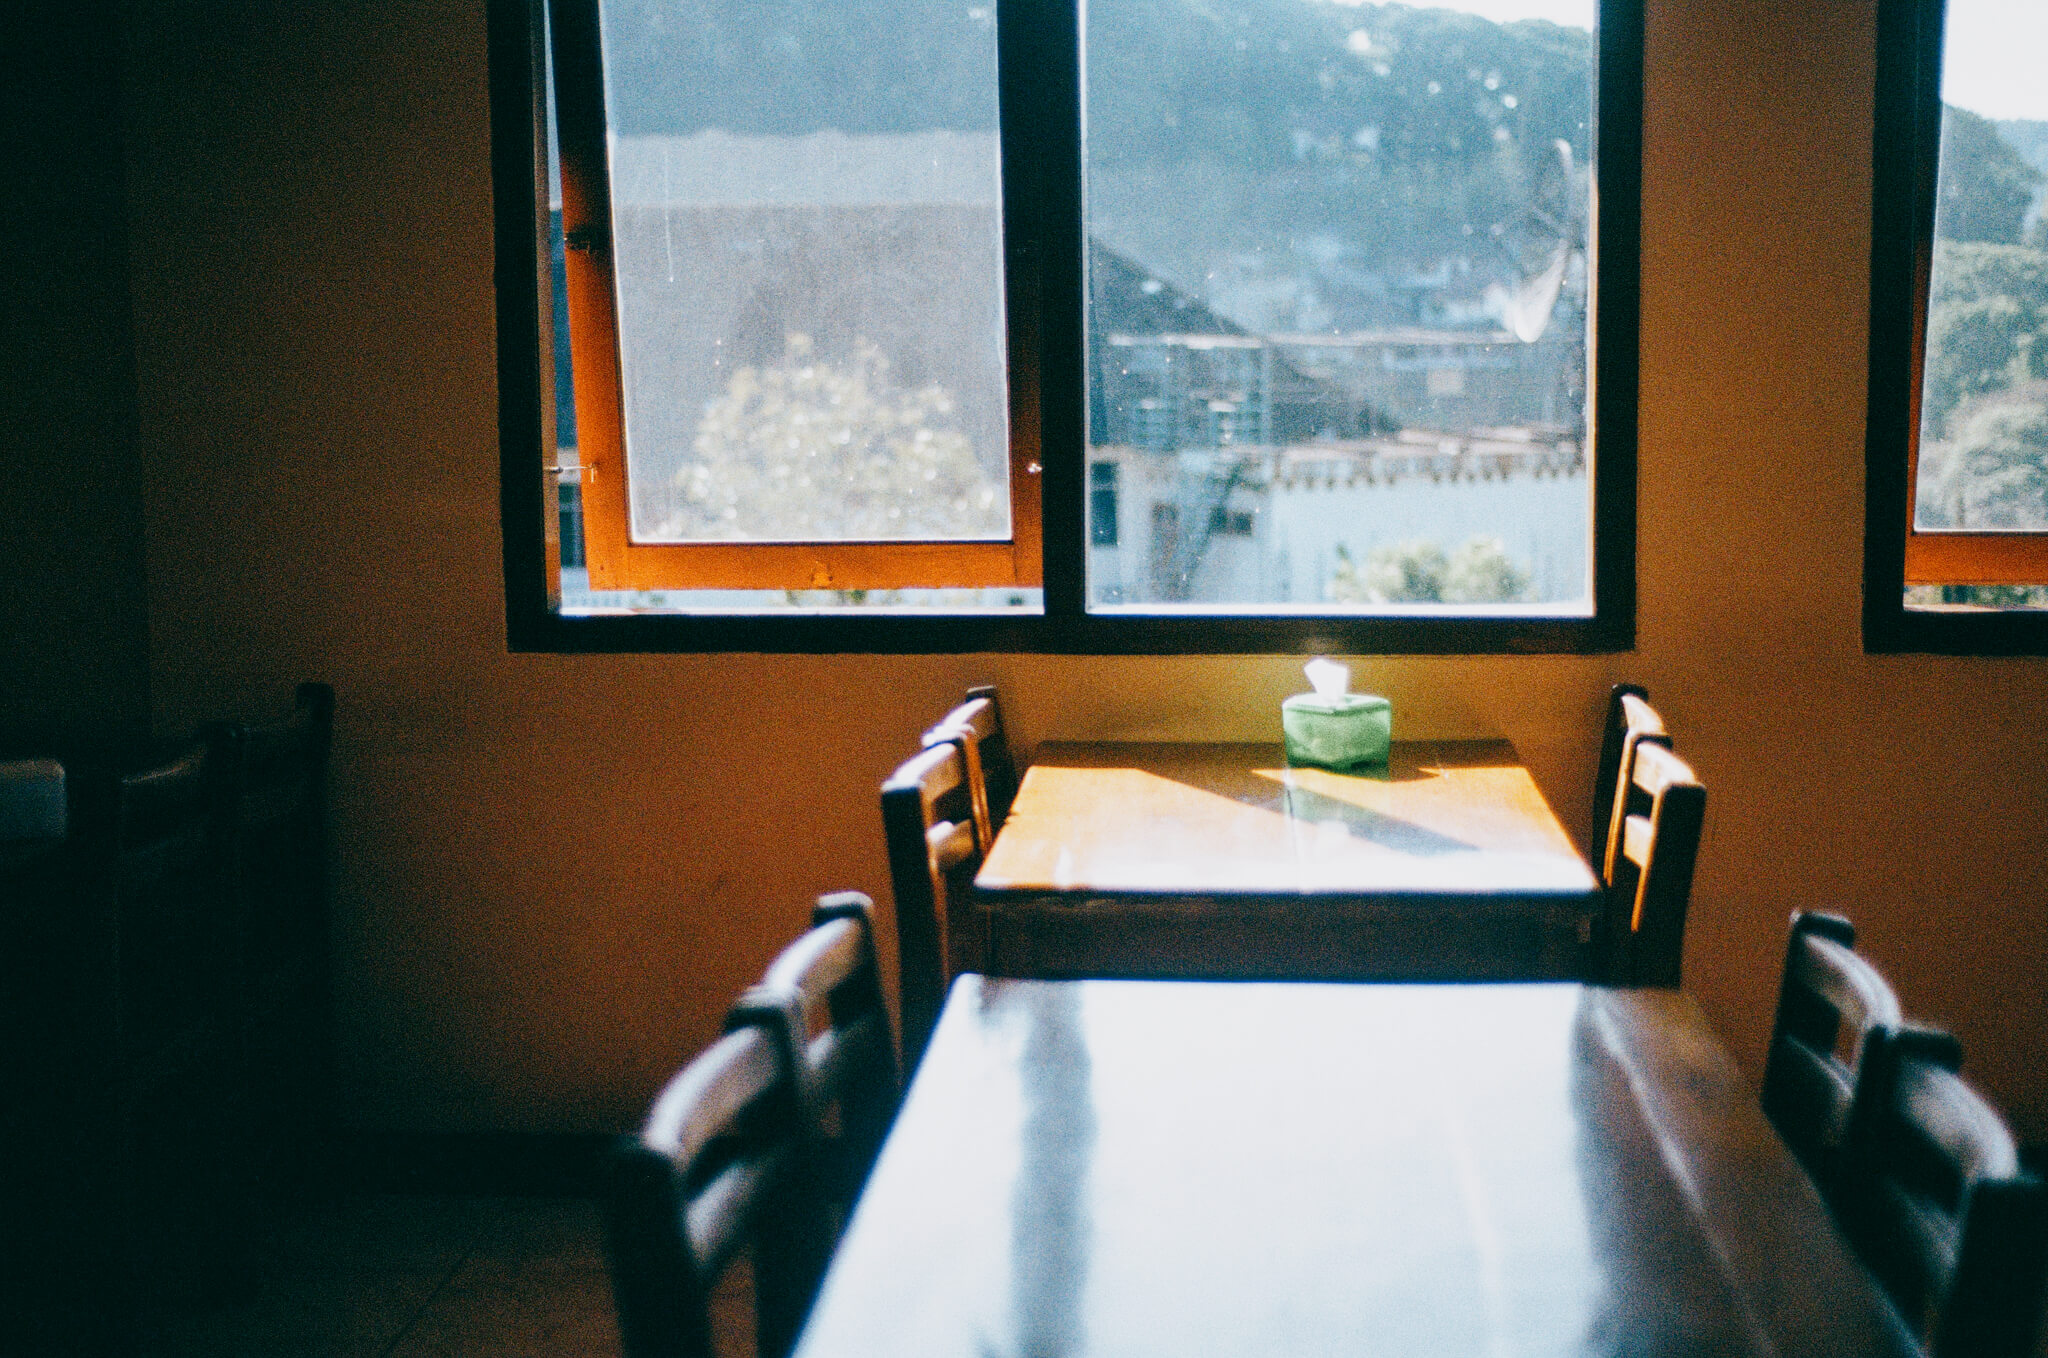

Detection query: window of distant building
xmin=491 ymin=0 xmax=1640 ymax=652
xmin=1866 ymin=0 xmax=2048 ymax=652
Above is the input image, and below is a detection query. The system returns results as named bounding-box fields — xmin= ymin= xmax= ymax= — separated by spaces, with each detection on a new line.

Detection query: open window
xmin=1867 ymin=0 xmax=2048 ymax=651
xmin=492 ymin=0 xmax=1641 ymax=652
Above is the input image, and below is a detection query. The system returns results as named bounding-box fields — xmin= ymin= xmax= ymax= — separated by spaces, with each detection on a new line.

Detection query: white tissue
xmin=1304 ymin=657 xmax=1349 ymax=700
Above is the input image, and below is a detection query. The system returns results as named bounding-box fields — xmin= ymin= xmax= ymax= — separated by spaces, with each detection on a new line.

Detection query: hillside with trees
xmin=1918 ymin=107 xmax=2048 ymax=531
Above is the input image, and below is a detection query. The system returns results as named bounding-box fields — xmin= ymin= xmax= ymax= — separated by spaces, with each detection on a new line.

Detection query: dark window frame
xmin=1865 ymin=0 xmax=2048 ymax=654
xmin=492 ymin=0 xmax=1641 ymax=655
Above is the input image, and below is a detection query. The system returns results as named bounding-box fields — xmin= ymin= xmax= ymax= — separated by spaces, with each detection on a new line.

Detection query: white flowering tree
xmin=662 ymin=334 xmax=1004 ymax=541
xmin=1330 ymin=536 xmax=1531 ymax=604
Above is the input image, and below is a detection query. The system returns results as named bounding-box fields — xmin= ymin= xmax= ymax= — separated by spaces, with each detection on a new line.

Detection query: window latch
xmin=563 ymin=226 xmax=603 ymax=254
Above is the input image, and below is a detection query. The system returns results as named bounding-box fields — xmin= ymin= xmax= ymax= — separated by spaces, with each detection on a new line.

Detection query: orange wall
xmin=107 ymin=0 xmax=2048 ymax=1136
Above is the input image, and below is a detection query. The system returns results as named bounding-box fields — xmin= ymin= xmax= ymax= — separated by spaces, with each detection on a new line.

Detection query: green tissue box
xmin=1282 ymin=692 xmax=1392 ymax=769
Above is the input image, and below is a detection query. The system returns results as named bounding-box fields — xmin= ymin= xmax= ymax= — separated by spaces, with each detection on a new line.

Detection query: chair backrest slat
xmin=1601 ymin=696 xmax=1673 ymax=888
xmin=735 ymin=895 xmax=900 ymax=1200
xmin=922 ymin=686 xmax=1020 ymax=854
xmin=1597 ymin=739 xmax=1703 ymax=986
xmin=1761 ymin=912 xmax=1903 ymax=1192
xmin=1838 ymin=1026 xmax=2048 ymax=1358
xmin=606 ymin=1024 xmax=818 ymax=1358
xmin=1592 ymin=684 xmax=1649 ymax=877
xmin=882 ymin=743 xmax=983 ymax=1071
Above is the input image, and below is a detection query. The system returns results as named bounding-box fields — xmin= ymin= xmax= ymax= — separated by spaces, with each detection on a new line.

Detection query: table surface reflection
xmin=967 ymin=742 xmax=1603 ymax=981
xmin=975 ymin=741 xmax=1598 ymax=899
xmin=790 ymin=978 xmax=1917 ymax=1358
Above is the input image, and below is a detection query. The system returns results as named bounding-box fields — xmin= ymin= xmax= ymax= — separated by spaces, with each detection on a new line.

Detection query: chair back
xmin=99 ymin=738 xmax=256 ymax=1298
xmin=1590 ymin=683 xmax=1648 ymax=872
xmin=731 ymin=892 xmax=901 ymax=1208
xmin=1759 ymin=912 xmax=1902 ymax=1192
xmin=1596 ymin=688 xmax=1670 ymax=889
xmin=604 ymin=1025 xmax=821 ymax=1358
xmin=0 ymin=759 xmax=67 ymax=845
xmin=208 ymin=683 xmax=337 ymax=1169
xmin=1597 ymin=739 xmax=1704 ymax=986
xmin=920 ymin=685 xmax=1018 ymax=854
xmin=880 ymin=742 xmax=981 ymax=1072
xmin=1838 ymin=1027 xmax=2048 ymax=1358
xmin=107 ymin=740 xmax=237 ymax=1061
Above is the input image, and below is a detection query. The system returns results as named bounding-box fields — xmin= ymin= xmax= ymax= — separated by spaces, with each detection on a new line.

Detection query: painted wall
xmin=96 ymin=0 xmax=2048 ymax=1136
xmin=1 ymin=1 xmax=152 ymax=753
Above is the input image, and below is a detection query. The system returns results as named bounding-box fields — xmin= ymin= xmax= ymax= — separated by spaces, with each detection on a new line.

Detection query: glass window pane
xmin=1083 ymin=0 xmax=1595 ymax=612
xmin=596 ymin=0 xmax=1012 ymax=545
xmin=1913 ymin=0 xmax=2048 ymax=534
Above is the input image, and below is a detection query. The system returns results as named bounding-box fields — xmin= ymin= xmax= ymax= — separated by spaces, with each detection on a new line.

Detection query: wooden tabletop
xmin=791 ymin=978 xmax=1918 ymax=1358
xmin=977 ymin=741 xmax=1597 ymax=899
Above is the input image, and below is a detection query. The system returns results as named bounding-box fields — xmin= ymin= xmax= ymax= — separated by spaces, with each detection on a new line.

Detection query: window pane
xmin=1912 ymin=0 xmax=2048 ymax=535
xmin=1083 ymin=0 xmax=1594 ymax=611
xmin=595 ymin=0 xmax=1012 ymax=545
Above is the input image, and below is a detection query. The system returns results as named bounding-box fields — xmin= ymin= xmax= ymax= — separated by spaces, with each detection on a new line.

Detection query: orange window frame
xmin=547 ymin=5 xmax=1041 ymax=596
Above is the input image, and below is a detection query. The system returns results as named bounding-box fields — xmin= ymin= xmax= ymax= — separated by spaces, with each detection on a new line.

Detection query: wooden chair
xmin=881 ymin=742 xmax=982 ymax=1073
xmin=729 ymin=893 xmax=900 ymax=1210
xmin=0 ymin=759 xmax=102 ymax=1351
xmin=1836 ymin=1026 xmax=2048 ymax=1357
xmin=604 ymin=1025 xmax=824 ymax=1358
xmin=0 ymin=758 xmax=67 ymax=845
xmin=208 ymin=682 xmax=336 ymax=1200
xmin=1759 ymin=912 xmax=1902 ymax=1195
xmin=919 ymin=684 xmax=1019 ymax=854
xmin=1596 ymin=739 xmax=1704 ymax=986
xmin=726 ymin=893 xmax=902 ymax=1328
xmin=1592 ymin=684 xmax=1670 ymax=890
xmin=95 ymin=739 xmax=254 ymax=1301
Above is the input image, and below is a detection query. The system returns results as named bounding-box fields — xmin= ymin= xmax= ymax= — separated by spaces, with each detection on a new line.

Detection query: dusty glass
xmin=595 ymin=0 xmax=1012 ymax=546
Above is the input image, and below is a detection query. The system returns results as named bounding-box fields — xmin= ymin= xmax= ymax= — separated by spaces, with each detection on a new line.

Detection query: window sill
xmin=505 ymin=605 xmax=1633 ymax=656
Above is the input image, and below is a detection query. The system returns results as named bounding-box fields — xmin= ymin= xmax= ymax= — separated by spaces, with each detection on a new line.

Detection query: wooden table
xmin=970 ymin=741 xmax=1605 ymax=981
xmin=790 ymin=978 xmax=1918 ymax=1358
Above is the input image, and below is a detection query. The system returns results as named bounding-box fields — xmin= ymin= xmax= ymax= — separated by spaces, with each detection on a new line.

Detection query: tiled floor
xmin=138 ymin=1195 xmax=752 ymax=1358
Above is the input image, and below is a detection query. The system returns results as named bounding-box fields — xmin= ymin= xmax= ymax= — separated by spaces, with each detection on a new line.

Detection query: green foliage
xmin=1921 ymin=241 xmax=2048 ymax=436
xmin=665 ymin=334 xmax=1005 ymax=541
xmin=600 ymin=0 xmax=1591 ymax=273
xmin=1445 ymin=534 xmax=1531 ymax=602
xmin=1329 ymin=535 xmax=1529 ymax=603
xmin=1927 ymin=384 xmax=2048 ymax=529
xmin=1937 ymin=106 xmax=2041 ymax=245
xmin=1087 ymin=0 xmax=1590 ymax=268
xmin=1904 ymin=583 xmax=2048 ymax=608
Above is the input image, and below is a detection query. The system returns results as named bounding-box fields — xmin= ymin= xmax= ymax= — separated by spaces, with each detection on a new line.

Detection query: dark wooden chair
xmin=1592 ymin=685 xmax=1670 ymax=889
xmin=1759 ymin=911 xmax=1902 ymax=1195
xmin=207 ymin=682 xmax=336 ymax=1201
xmin=604 ymin=1025 xmax=823 ymax=1358
xmin=881 ymin=742 xmax=982 ymax=1073
xmin=0 ymin=759 xmax=102 ymax=1352
xmin=729 ymin=892 xmax=900 ymax=1209
xmin=95 ymin=739 xmax=255 ymax=1302
xmin=1596 ymin=739 xmax=1704 ymax=986
xmin=1836 ymin=1026 xmax=2048 ymax=1357
xmin=920 ymin=685 xmax=1019 ymax=854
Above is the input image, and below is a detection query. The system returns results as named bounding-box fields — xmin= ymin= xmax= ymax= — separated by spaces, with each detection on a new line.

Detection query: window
xmin=1866 ymin=0 xmax=2048 ymax=651
xmin=491 ymin=0 xmax=1640 ymax=652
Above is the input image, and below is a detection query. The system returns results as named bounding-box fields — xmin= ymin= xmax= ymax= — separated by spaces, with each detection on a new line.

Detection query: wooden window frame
xmin=491 ymin=0 xmax=1641 ymax=655
xmin=544 ymin=0 xmax=1041 ymax=596
xmin=1865 ymin=0 xmax=2048 ymax=652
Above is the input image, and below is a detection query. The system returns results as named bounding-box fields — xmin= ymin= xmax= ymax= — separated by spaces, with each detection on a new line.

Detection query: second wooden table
xmin=969 ymin=740 xmax=1605 ymax=980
